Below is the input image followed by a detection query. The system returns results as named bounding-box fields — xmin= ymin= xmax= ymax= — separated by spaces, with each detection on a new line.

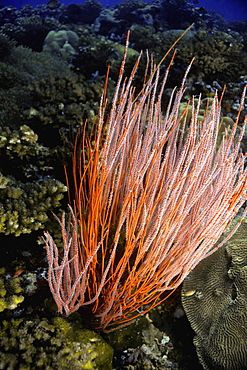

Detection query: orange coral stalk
xmin=44 ymin=32 xmax=247 ymax=332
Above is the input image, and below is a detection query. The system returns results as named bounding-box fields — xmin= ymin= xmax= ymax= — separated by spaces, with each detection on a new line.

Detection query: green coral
xmin=0 ymin=124 xmax=48 ymax=159
xmin=0 ymin=316 xmax=113 ymax=370
xmin=191 ymin=29 xmax=246 ymax=80
xmin=1 ymin=14 xmax=60 ymax=51
xmin=21 ymin=272 xmax=37 ymax=295
xmin=0 ymin=267 xmax=24 ymax=312
xmin=0 ymin=34 xmax=75 ymax=127
xmin=0 ymin=30 xmax=110 ymax=140
xmin=159 ymin=28 xmax=247 ymax=82
xmin=74 ymin=30 xmax=139 ymax=79
xmin=43 ymin=29 xmax=79 ymax=61
xmin=127 ymin=26 xmax=247 ymax=84
xmin=0 ymin=33 xmax=16 ymax=61
xmin=0 ymin=38 xmax=72 ymax=237
xmin=0 ymin=173 xmax=67 ymax=236
xmin=26 ymin=70 xmax=103 ymax=127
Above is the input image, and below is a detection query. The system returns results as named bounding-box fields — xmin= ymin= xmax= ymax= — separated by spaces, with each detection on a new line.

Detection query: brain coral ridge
xmin=182 ymin=218 xmax=247 ymax=370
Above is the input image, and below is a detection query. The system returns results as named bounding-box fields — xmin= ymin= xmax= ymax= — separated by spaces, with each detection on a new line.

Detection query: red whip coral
xmin=44 ymin=31 xmax=247 ymax=332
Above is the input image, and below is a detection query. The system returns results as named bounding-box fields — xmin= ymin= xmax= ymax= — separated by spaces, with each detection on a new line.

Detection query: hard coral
xmin=193 ymin=29 xmax=246 ymax=81
xmin=0 ymin=32 xmax=16 ymax=60
xmin=43 ymin=29 xmax=79 ymax=61
xmin=182 ymin=218 xmax=247 ymax=370
xmin=0 ymin=173 xmax=67 ymax=236
xmin=59 ymin=0 xmax=102 ymax=25
xmin=0 ymin=316 xmax=113 ymax=370
xmin=0 ymin=267 xmax=24 ymax=312
xmin=0 ymin=125 xmax=47 ymax=159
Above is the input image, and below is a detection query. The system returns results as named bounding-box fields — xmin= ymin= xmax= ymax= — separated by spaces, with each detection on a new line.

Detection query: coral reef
xmin=59 ymin=0 xmax=102 ymax=25
xmin=108 ymin=315 xmax=178 ymax=369
xmin=0 ymin=32 xmax=16 ymax=60
xmin=0 ymin=1 xmax=246 ymax=368
xmin=191 ymin=29 xmax=246 ymax=82
xmin=0 ymin=0 xmax=246 ymax=89
xmin=0 ymin=122 xmax=67 ymax=238
xmin=0 ymin=33 xmax=105 ymax=133
xmin=0 ymin=173 xmax=66 ymax=236
xmin=26 ymin=68 xmax=104 ymax=130
xmin=0 ymin=316 xmax=113 ymax=370
xmin=0 ymin=33 xmax=75 ymax=128
xmin=72 ymin=30 xmax=139 ymax=80
xmin=0 ymin=124 xmax=48 ymax=159
xmin=0 ymin=268 xmax=24 ymax=312
xmin=141 ymin=28 xmax=247 ymax=84
xmin=43 ymin=29 xmax=79 ymax=61
xmin=1 ymin=13 xmax=60 ymax=52
xmin=182 ymin=217 xmax=247 ymax=369
xmin=178 ymin=96 xmax=236 ymax=148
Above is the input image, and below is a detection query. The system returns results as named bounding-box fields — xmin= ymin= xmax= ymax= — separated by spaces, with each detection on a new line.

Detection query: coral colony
xmin=44 ymin=31 xmax=247 ymax=332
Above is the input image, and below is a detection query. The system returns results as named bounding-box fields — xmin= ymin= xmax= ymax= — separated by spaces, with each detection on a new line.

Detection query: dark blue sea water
xmin=0 ymin=0 xmax=247 ymax=22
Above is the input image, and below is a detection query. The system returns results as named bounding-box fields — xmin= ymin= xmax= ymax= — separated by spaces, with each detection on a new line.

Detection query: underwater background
xmin=1 ymin=0 xmax=247 ymax=21
xmin=0 ymin=0 xmax=247 ymax=369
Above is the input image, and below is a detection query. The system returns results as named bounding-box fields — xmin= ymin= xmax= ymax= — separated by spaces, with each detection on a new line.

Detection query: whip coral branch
xmin=44 ymin=31 xmax=247 ymax=332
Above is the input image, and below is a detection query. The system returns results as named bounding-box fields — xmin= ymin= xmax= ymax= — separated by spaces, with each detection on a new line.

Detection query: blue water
xmin=0 ymin=0 xmax=247 ymax=22
xmin=192 ymin=0 xmax=247 ymax=22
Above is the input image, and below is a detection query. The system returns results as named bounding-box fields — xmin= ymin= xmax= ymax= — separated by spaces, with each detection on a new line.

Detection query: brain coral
xmin=182 ymin=217 xmax=247 ymax=370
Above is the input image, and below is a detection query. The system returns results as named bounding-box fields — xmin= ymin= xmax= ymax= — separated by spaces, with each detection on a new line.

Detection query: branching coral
xmin=0 ymin=173 xmax=66 ymax=236
xmin=0 ymin=316 xmax=113 ymax=370
xmin=0 ymin=267 xmax=24 ymax=312
xmin=0 ymin=124 xmax=48 ymax=159
xmin=158 ymin=28 xmax=247 ymax=82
